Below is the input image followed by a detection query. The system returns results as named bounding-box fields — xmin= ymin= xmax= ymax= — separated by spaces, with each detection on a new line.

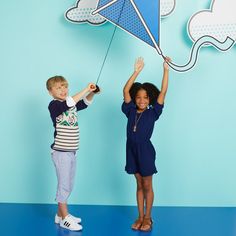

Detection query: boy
xmin=46 ymin=76 xmax=98 ymax=231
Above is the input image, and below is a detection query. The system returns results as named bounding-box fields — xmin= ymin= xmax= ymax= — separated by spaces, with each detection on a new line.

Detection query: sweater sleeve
xmin=48 ymin=100 xmax=71 ymax=123
xmin=76 ymin=99 xmax=88 ymax=111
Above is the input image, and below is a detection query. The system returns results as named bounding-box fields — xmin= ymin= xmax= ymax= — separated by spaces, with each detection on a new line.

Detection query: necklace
xmin=133 ymin=112 xmax=143 ymax=132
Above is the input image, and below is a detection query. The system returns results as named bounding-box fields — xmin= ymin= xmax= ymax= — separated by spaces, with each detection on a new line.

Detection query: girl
xmin=122 ymin=57 xmax=170 ymax=232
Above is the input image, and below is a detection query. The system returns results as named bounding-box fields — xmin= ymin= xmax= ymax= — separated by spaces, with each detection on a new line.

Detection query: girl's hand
xmin=134 ymin=57 xmax=144 ymax=73
xmin=163 ymin=57 xmax=171 ymax=70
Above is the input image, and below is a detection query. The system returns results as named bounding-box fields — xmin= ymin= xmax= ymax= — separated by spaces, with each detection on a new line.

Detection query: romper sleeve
xmin=151 ymin=102 xmax=164 ymax=121
xmin=121 ymin=100 xmax=135 ymax=118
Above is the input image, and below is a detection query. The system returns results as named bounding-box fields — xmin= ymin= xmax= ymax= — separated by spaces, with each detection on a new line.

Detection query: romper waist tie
xmin=127 ymin=138 xmax=151 ymax=145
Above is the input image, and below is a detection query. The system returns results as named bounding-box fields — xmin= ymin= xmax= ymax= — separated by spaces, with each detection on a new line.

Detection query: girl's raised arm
xmin=123 ymin=57 xmax=144 ymax=103
xmin=157 ymin=57 xmax=171 ymax=105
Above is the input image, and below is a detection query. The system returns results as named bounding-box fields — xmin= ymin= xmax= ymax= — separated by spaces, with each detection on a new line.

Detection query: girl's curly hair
xmin=129 ymin=82 xmax=160 ymax=106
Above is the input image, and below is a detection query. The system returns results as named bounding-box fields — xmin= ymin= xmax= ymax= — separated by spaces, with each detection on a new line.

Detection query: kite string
xmin=95 ymin=0 xmax=127 ymax=85
xmin=95 ymin=23 xmax=118 ymax=85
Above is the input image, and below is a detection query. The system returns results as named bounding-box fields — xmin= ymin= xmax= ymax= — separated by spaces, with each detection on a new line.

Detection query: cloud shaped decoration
xmin=65 ymin=0 xmax=106 ymax=25
xmin=188 ymin=0 xmax=236 ymax=43
xmin=167 ymin=0 xmax=235 ymax=72
xmin=160 ymin=0 xmax=175 ymax=17
xmin=65 ymin=0 xmax=176 ymax=25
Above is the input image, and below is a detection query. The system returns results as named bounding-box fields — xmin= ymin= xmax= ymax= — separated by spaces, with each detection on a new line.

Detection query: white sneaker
xmin=59 ymin=215 xmax=82 ymax=231
xmin=55 ymin=214 xmax=82 ymax=224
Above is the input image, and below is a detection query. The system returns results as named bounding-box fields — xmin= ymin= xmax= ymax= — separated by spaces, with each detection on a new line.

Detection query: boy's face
xmin=135 ymin=89 xmax=150 ymax=111
xmin=49 ymin=82 xmax=68 ymax=101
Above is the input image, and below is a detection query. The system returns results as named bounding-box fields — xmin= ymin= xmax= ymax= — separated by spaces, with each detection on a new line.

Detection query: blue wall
xmin=0 ymin=0 xmax=235 ymax=206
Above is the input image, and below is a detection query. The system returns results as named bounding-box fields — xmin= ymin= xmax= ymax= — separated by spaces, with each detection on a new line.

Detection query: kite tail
xmin=162 ymin=36 xmax=235 ymax=72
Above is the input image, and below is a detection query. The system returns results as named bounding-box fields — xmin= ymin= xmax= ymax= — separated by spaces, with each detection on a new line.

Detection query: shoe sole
xmin=59 ymin=224 xmax=83 ymax=231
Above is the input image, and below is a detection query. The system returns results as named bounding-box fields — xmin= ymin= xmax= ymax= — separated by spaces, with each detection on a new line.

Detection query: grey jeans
xmin=51 ymin=150 xmax=77 ymax=203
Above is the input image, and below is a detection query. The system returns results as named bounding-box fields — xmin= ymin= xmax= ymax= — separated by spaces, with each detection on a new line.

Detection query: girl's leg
xmin=135 ymin=173 xmax=145 ymax=218
xmin=142 ymin=175 xmax=154 ymax=218
xmin=140 ymin=175 xmax=153 ymax=231
xmin=132 ymin=173 xmax=144 ymax=230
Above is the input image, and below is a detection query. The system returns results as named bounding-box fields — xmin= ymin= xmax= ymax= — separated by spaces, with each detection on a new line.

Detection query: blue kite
xmin=92 ymin=0 xmax=163 ymax=55
xmin=92 ymin=0 xmax=235 ymax=72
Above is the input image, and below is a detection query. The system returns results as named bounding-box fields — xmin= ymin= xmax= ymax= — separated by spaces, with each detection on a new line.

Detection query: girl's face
xmin=135 ymin=89 xmax=150 ymax=111
xmin=49 ymin=82 xmax=68 ymax=101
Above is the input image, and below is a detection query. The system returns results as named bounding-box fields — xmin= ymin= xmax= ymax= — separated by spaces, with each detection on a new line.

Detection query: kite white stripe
xmin=92 ymin=0 xmax=118 ymax=15
xmin=130 ymin=0 xmax=162 ymax=55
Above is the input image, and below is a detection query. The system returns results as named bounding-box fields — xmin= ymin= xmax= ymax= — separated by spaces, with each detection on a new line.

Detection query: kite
xmin=65 ymin=0 xmax=236 ymax=80
xmin=92 ymin=0 xmax=163 ymax=55
xmin=92 ymin=0 xmax=235 ymax=72
xmin=65 ymin=0 xmax=175 ymax=25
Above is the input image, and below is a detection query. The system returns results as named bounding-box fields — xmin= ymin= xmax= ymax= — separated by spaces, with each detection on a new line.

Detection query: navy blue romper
xmin=122 ymin=101 xmax=163 ymax=177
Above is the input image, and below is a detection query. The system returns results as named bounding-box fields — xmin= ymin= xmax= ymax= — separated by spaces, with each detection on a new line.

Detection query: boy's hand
xmin=134 ymin=57 xmax=144 ymax=73
xmin=87 ymin=83 xmax=97 ymax=92
xmin=93 ymin=85 xmax=101 ymax=94
xmin=163 ymin=57 xmax=171 ymax=70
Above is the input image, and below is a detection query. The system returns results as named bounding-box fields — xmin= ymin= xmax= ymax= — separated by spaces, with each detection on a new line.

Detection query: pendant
xmin=133 ymin=125 xmax=136 ymax=132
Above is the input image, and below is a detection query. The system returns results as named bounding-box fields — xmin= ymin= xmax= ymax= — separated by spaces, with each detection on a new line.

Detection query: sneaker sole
xmin=59 ymin=224 xmax=83 ymax=231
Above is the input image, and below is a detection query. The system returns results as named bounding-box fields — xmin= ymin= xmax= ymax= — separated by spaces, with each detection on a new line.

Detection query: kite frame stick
xmin=92 ymin=0 xmax=163 ymax=56
xmin=130 ymin=0 xmax=163 ymax=55
xmin=92 ymin=0 xmax=118 ymax=15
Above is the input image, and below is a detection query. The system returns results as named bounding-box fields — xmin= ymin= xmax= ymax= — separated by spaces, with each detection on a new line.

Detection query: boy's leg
xmin=69 ymin=152 xmax=77 ymax=195
xmin=52 ymin=151 xmax=76 ymax=219
xmin=58 ymin=202 xmax=68 ymax=219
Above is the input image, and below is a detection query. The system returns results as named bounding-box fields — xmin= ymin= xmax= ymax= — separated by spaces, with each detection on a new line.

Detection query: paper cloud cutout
xmin=166 ymin=0 xmax=235 ymax=72
xmin=65 ymin=0 xmax=106 ymax=25
xmin=160 ymin=0 xmax=175 ymax=17
xmin=188 ymin=0 xmax=236 ymax=44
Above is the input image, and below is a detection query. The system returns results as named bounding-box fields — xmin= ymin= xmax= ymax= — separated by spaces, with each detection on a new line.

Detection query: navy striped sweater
xmin=48 ymin=96 xmax=90 ymax=151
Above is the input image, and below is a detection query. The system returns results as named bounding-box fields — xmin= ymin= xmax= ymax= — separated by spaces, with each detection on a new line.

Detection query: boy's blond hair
xmin=46 ymin=76 xmax=68 ymax=91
